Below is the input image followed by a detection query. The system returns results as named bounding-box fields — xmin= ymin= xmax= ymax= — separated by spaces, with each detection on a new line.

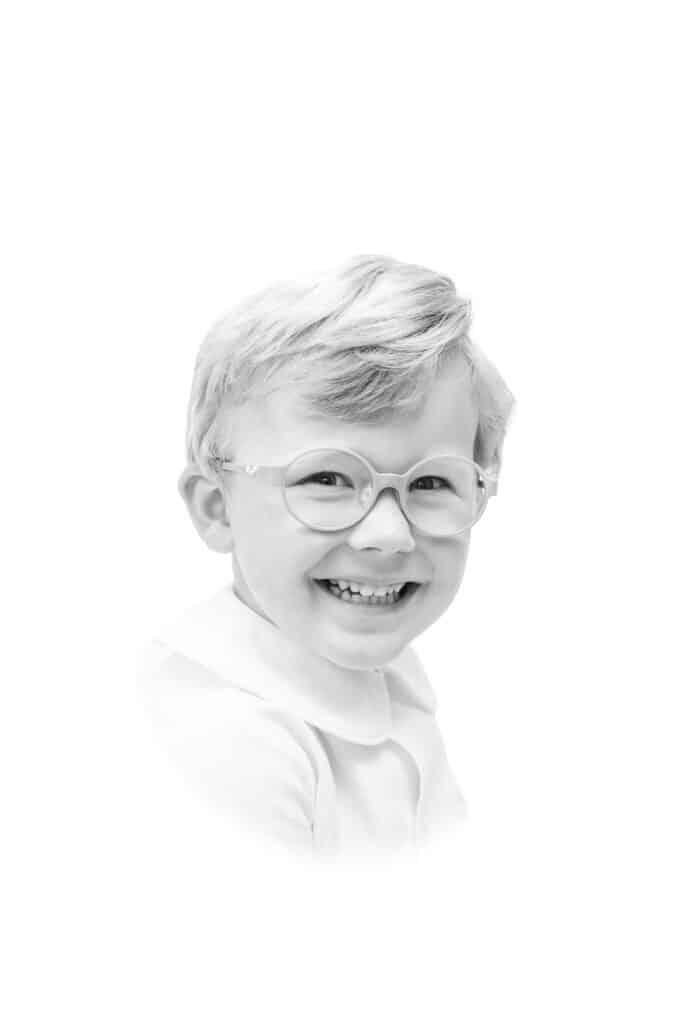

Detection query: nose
xmin=345 ymin=488 xmax=416 ymax=554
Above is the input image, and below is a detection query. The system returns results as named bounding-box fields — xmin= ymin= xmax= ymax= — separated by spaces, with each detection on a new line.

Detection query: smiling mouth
xmin=313 ymin=579 xmax=421 ymax=607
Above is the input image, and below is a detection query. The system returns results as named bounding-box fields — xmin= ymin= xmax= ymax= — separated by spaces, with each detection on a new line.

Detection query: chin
xmin=322 ymin=638 xmax=405 ymax=672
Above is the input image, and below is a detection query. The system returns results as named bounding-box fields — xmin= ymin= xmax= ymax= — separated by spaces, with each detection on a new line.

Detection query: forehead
xmin=225 ymin=357 xmax=478 ymax=469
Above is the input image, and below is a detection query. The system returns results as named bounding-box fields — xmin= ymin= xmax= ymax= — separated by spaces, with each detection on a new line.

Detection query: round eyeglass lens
xmin=404 ymin=456 xmax=482 ymax=536
xmin=284 ymin=450 xmax=374 ymax=529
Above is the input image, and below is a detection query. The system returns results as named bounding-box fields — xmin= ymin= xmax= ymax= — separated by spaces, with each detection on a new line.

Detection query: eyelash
xmin=412 ymin=476 xmax=449 ymax=490
xmin=304 ymin=473 xmax=451 ymax=490
xmin=304 ymin=472 xmax=349 ymax=486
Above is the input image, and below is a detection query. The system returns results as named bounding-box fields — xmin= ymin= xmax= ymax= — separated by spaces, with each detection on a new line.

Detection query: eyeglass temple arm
xmin=209 ymin=456 xmax=262 ymax=476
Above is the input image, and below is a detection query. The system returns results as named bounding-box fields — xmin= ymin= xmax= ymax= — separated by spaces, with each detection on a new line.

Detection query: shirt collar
xmin=153 ymin=584 xmax=437 ymax=744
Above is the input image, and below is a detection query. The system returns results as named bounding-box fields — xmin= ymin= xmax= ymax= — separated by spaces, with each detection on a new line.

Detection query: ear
xmin=177 ymin=465 xmax=234 ymax=554
xmin=474 ymin=426 xmax=504 ymax=493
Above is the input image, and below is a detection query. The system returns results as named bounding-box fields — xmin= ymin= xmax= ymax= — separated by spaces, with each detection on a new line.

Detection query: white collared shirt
xmin=137 ymin=583 xmax=466 ymax=860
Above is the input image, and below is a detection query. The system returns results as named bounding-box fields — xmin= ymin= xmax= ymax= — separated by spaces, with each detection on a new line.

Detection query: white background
xmin=3 ymin=1 xmax=681 ymax=1021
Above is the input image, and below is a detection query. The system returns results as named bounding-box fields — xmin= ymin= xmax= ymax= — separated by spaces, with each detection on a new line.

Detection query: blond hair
xmin=184 ymin=255 xmax=514 ymax=478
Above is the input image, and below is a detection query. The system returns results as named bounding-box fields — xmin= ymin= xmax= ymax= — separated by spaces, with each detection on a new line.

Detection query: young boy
xmin=138 ymin=255 xmax=514 ymax=861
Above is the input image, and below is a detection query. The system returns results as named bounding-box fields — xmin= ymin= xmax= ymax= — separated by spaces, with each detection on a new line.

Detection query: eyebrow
xmin=278 ymin=445 xmax=465 ymax=465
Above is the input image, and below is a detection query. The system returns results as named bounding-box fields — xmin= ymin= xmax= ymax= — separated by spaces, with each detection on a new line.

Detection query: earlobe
xmin=177 ymin=466 xmax=234 ymax=554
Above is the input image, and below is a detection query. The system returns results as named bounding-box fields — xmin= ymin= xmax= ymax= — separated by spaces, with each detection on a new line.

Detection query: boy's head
xmin=179 ymin=255 xmax=514 ymax=670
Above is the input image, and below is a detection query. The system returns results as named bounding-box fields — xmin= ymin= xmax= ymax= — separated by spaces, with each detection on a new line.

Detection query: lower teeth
xmin=324 ymin=581 xmax=405 ymax=605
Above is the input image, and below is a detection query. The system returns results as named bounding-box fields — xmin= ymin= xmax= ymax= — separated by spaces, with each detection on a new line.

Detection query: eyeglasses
xmin=209 ymin=447 xmax=497 ymax=537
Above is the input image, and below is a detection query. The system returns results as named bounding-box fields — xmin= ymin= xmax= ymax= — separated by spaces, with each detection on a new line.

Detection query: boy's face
xmin=208 ymin=355 xmax=480 ymax=670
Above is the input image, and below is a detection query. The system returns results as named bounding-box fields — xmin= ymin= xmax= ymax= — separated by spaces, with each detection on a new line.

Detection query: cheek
xmin=232 ymin=496 xmax=333 ymax=585
xmin=231 ymin=486 xmax=287 ymax=552
xmin=430 ymin=538 xmax=470 ymax=596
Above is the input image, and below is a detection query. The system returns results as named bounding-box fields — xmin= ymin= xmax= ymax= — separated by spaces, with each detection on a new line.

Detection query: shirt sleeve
xmin=137 ymin=644 xmax=318 ymax=856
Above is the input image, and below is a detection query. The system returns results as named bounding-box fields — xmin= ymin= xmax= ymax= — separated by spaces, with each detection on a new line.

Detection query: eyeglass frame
xmin=208 ymin=446 xmax=498 ymax=537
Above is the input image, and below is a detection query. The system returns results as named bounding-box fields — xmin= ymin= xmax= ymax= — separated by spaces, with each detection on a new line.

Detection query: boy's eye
xmin=411 ymin=475 xmax=451 ymax=491
xmin=300 ymin=472 xmax=351 ymax=487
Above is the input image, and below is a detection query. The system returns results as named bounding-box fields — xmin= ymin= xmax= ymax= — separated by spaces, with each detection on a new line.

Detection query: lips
xmin=313 ymin=576 xmax=422 ymax=587
xmin=313 ymin=579 xmax=422 ymax=604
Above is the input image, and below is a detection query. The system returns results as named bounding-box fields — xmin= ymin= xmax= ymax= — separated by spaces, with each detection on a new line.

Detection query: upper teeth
xmin=328 ymin=579 xmax=406 ymax=597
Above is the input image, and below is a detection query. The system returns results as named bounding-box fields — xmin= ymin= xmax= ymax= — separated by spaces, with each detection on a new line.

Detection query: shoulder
xmin=137 ymin=638 xmax=320 ymax=765
xmin=136 ymin=639 xmax=321 ymax=851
